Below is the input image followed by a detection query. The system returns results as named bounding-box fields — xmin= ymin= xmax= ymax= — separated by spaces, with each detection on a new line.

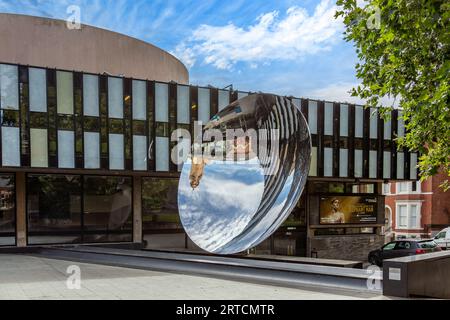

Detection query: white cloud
xmin=173 ymin=0 xmax=343 ymax=70
xmin=308 ymin=82 xmax=399 ymax=107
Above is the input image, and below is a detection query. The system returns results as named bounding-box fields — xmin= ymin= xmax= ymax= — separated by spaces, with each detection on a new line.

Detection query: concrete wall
xmin=0 ymin=14 xmax=188 ymax=84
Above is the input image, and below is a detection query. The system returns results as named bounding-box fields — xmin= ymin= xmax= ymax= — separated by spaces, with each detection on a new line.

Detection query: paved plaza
xmin=0 ymin=254 xmax=390 ymax=300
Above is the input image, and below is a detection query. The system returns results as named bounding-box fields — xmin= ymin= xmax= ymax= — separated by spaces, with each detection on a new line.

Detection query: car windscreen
xmin=419 ymin=241 xmax=437 ymax=249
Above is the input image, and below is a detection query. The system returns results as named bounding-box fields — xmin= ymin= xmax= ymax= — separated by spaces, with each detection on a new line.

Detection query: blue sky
xmin=0 ymin=0 xmax=365 ymax=103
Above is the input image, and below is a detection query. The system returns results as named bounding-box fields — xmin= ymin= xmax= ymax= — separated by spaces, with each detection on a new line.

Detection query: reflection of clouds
xmin=179 ymin=159 xmax=264 ymax=252
xmin=178 ymin=94 xmax=311 ymax=254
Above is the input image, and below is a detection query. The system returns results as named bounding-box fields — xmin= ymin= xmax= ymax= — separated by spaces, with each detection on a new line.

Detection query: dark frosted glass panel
xmin=58 ymin=130 xmax=75 ymax=169
xmin=218 ymin=90 xmax=229 ymax=111
xmin=0 ymin=174 xmax=15 ymax=246
xmin=57 ymin=71 xmax=74 ymax=114
xmin=370 ymin=108 xmax=378 ymax=139
xmin=29 ymin=67 xmax=47 ymax=112
xmin=340 ymin=104 xmax=349 ymax=137
xmin=109 ymin=134 xmax=124 ymax=170
xmin=308 ymin=101 xmax=318 ymax=134
xmin=324 ymin=148 xmax=333 ymax=177
xmin=355 ymin=106 xmax=364 ymax=138
xmin=1 ymin=127 xmax=20 ymax=166
xmin=30 ymin=128 xmax=48 ymax=167
xmin=369 ymin=150 xmax=377 ymax=178
xmin=133 ymin=135 xmax=147 ymax=171
xmin=155 ymin=137 xmax=169 ymax=172
xmin=0 ymin=64 xmax=19 ymax=110
xmin=339 ymin=149 xmax=348 ymax=177
xmin=198 ymin=88 xmax=210 ymax=124
xmin=155 ymin=83 xmax=168 ymax=122
xmin=132 ymin=80 xmax=146 ymax=120
xmin=177 ymin=85 xmax=190 ymax=124
xmin=397 ymin=152 xmax=405 ymax=179
xmin=384 ymin=120 xmax=392 ymax=140
xmin=398 ymin=111 xmax=405 ymax=138
xmin=108 ymin=77 xmax=123 ymax=119
xmin=83 ymin=176 xmax=133 ymax=243
xmin=84 ymin=132 xmax=100 ymax=169
xmin=309 ymin=147 xmax=318 ymax=176
xmin=383 ymin=151 xmax=391 ymax=179
xmin=324 ymin=103 xmax=333 ymax=135
xmin=410 ymin=153 xmax=418 ymax=180
xmin=83 ymin=75 xmax=99 ymax=117
xmin=355 ymin=150 xmax=363 ymax=178
xmin=27 ymin=175 xmax=82 ymax=245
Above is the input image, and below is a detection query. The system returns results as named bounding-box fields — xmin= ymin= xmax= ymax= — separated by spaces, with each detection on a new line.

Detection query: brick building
xmin=384 ymin=172 xmax=450 ymax=240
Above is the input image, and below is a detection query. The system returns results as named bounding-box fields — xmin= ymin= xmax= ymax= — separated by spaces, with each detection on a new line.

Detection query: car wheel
xmin=369 ymin=255 xmax=377 ymax=265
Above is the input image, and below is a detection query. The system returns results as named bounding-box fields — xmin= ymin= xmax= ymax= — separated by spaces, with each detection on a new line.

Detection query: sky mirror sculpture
xmin=178 ymin=94 xmax=311 ymax=254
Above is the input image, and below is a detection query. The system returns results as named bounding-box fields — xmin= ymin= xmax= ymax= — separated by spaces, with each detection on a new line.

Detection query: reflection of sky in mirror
xmin=179 ymin=158 xmax=264 ymax=252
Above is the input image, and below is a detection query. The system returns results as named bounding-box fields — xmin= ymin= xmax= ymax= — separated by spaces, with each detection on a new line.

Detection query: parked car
xmin=368 ymin=240 xmax=441 ymax=267
xmin=433 ymin=227 xmax=450 ymax=250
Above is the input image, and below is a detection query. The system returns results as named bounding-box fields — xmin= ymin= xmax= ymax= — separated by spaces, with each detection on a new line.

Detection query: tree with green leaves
xmin=336 ymin=0 xmax=449 ymax=189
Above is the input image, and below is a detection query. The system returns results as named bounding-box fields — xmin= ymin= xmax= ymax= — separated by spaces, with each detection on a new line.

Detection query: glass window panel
xmin=0 ymin=174 xmax=15 ymax=246
xmin=109 ymin=134 xmax=124 ymax=170
xmin=132 ymin=80 xmax=146 ymax=120
xmin=398 ymin=205 xmax=407 ymax=228
xmin=339 ymin=149 xmax=348 ymax=177
xmin=308 ymin=101 xmax=318 ymax=134
xmin=84 ymin=132 xmax=100 ymax=169
xmin=156 ymin=137 xmax=169 ymax=172
xmin=370 ymin=108 xmax=378 ymax=139
xmin=355 ymin=150 xmax=363 ymax=178
xmin=31 ymin=128 xmax=48 ymax=167
xmin=83 ymin=74 xmax=99 ymax=117
xmin=292 ymin=98 xmax=301 ymax=109
xmin=133 ymin=135 xmax=147 ymax=171
xmin=58 ymin=131 xmax=75 ymax=169
xmin=410 ymin=153 xmax=418 ymax=180
xmin=29 ymin=67 xmax=47 ymax=112
xmin=369 ymin=150 xmax=377 ymax=178
xmin=398 ymin=182 xmax=409 ymax=193
xmin=355 ymin=106 xmax=364 ymax=138
xmin=177 ymin=85 xmax=190 ymax=124
xmin=27 ymin=174 xmax=82 ymax=245
xmin=309 ymin=147 xmax=318 ymax=176
xmin=238 ymin=92 xmax=249 ymax=100
xmin=1 ymin=127 xmax=20 ymax=166
xmin=83 ymin=176 xmax=132 ymax=243
xmin=340 ymin=104 xmax=349 ymax=137
xmin=398 ymin=111 xmax=405 ymax=137
xmin=0 ymin=64 xmax=19 ymax=110
xmin=397 ymin=152 xmax=405 ymax=179
xmin=324 ymin=103 xmax=333 ymax=135
xmin=198 ymin=88 xmax=210 ymax=124
xmin=57 ymin=71 xmax=74 ymax=114
xmin=218 ymin=90 xmax=229 ymax=111
xmin=410 ymin=205 xmax=418 ymax=228
xmin=155 ymin=83 xmax=168 ymax=122
xmin=142 ymin=178 xmax=185 ymax=250
xmin=324 ymin=147 xmax=333 ymax=177
xmin=384 ymin=119 xmax=392 ymax=140
xmin=383 ymin=151 xmax=391 ymax=179
xmin=108 ymin=77 xmax=123 ymax=119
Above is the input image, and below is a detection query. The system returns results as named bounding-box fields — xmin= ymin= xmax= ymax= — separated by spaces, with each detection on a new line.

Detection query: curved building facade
xmin=0 ymin=13 xmax=188 ymax=83
xmin=0 ymin=14 xmax=417 ymax=261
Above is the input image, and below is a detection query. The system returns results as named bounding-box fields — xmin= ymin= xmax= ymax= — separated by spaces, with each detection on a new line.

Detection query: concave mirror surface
xmin=178 ymin=94 xmax=311 ymax=254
